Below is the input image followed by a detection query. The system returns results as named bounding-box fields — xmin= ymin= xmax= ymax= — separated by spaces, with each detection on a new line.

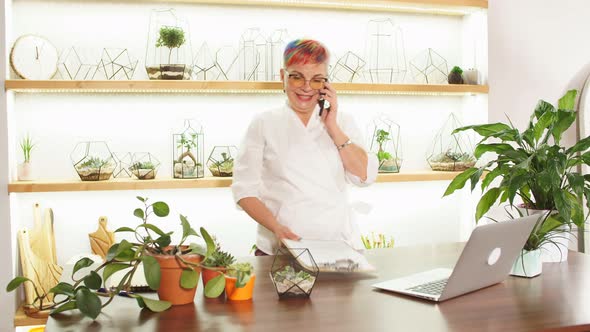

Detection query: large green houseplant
xmin=6 ymin=196 xmax=233 ymax=320
xmin=444 ymin=89 xmax=589 ymax=247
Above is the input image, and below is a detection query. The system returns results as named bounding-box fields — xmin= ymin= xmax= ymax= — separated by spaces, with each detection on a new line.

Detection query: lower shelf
xmin=14 ymin=305 xmax=47 ymax=327
xmin=8 ymin=171 xmax=464 ymax=193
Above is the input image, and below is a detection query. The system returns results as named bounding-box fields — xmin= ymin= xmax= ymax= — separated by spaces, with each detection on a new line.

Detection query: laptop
xmin=372 ymin=215 xmax=539 ymax=302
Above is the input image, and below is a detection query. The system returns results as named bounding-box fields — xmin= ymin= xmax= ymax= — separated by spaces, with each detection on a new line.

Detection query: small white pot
xmin=17 ymin=162 xmax=34 ymax=181
xmin=463 ymin=68 xmax=479 ymax=85
xmin=515 ymin=206 xmax=569 ymax=262
xmin=510 ymin=249 xmax=542 ymax=278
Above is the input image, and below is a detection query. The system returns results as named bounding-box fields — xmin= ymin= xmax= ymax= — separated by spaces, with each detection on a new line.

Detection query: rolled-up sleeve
xmin=341 ymin=114 xmax=378 ymax=187
xmin=231 ymin=115 xmax=265 ymax=204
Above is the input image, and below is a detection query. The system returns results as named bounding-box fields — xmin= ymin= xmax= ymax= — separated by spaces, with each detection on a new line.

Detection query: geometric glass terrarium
xmin=206 ymin=146 xmax=237 ymax=177
xmin=369 ymin=116 xmax=402 ymax=173
xmin=427 ymin=113 xmax=476 ymax=171
xmin=409 ymin=48 xmax=448 ymax=84
xmin=112 ymin=152 xmax=132 ymax=178
xmin=238 ymin=28 xmax=268 ymax=81
xmin=129 ymin=152 xmax=160 ymax=180
xmin=70 ymin=141 xmax=115 ymax=181
xmin=270 ymin=247 xmax=319 ymax=299
xmin=145 ymin=9 xmax=192 ymax=80
xmin=173 ymin=119 xmax=204 ymax=179
xmin=365 ymin=18 xmax=407 ymax=83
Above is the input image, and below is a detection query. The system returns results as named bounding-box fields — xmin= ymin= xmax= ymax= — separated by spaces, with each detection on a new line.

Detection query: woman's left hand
xmin=319 ymin=82 xmax=339 ymax=132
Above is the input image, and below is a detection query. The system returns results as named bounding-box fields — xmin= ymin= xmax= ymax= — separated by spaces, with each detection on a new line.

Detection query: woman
xmin=231 ymin=39 xmax=378 ymax=255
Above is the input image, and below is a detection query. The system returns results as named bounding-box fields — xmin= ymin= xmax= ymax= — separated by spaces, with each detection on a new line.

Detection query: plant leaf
xmin=136 ymin=196 xmax=146 ymax=202
xmin=140 ymin=296 xmax=171 ymax=312
xmin=200 ymin=227 xmax=216 ymax=259
xmin=558 ymin=89 xmax=577 ymax=110
xmin=137 ymin=224 xmax=166 ymax=236
xmin=84 ymin=271 xmax=102 ymax=290
xmin=566 ymin=135 xmax=590 ymax=155
xmin=481 ymin=167 xmax=503 ymax=191
xmin=154 ymin=235 xmax=172 ymax=248
xmin=180 ymin=215 xmax=199 ymax=242
xmin=134 ymin=208 xmax=145 ymax=219
xmin=114 ymin=227 xmax=135 ymax=233
xmin=475 ymin=187 xmax=501 ymax=221
xmin=552 ymin=109 xmax=576 ymax=144
xmin=6 ymin=277 xmax=30 ymax=292
xmin=553 ymin=190 xmax=571 ymax=225
xmin=75 ymin=287 xmax=102 ymax=320
xmin=474 ymin=143 xmax=514 ymax=159
xmin=135 ymin=296 xmax=146 ymax=308
xmin=469 ymin=167 xmax=485 ymax=191
xmin=180 ymin=268 xmax=199 ymax=289
xmin=443 ymin=167 xmax=479 ymax=196
xmin=533 ymin=111 xmax=555 ymax=142
xmin=152 ymin=202 xmax=170 ymax=217
xmin=566 ymin=173 xmax=585 ymax=198
xmin=103 ymin=263 xmax=132 ymax=283
xmin=142 ymin=255 xmax=161 ymax=290
xmin=189 ymin=243 xmax=207 ymax=256
xmin=73 ymin=257 xmax=95 ymax=276
xmin=49 ymin=282 xmax=76 ymax=297
xmin=453 ymin=123 xmax=512 ymax=139
xmin=50 ymin=301 xmax=78 ymax=315
xmin=204 ymin=273 xmax=225 ymax=298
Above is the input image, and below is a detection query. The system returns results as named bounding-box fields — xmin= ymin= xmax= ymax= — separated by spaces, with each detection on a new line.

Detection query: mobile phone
xmin=318 ymin=94 xmax=326 ymax=116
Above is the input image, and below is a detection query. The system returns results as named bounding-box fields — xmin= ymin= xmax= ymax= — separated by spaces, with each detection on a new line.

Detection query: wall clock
xmin=10 ymin=34 xmax=59 ymax=80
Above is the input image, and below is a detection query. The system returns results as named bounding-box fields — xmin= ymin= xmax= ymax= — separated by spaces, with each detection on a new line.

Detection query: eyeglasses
xmin=284 ymin=70 xmax=328 ymax=90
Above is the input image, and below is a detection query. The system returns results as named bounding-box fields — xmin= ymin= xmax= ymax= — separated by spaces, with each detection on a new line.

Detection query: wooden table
xmin=45 ymin=243 xmax=590 ymax=331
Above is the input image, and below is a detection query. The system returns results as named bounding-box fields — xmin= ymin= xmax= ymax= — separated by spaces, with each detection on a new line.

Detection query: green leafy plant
xmin=202 ymin=243 xmax=236 ymax=268
xmin=177 ymin=133 xmax=198 ymax=152
xmin=77 ymin=157 xmax=111 ymax=170
xmin=375 ymin=129 xmax=393 ymax=162
xmin=129 ymin=161 xmax=156 ymax=171
xmin=361 ymin=233 xmax=395 ymax=249
xmin=213 ymin=152 xmax=234 ymax=170
xmin=155 ymin=26 xmax=186 ymax=64
xmin=451 ymin=66 xmax=463 ymax=75
xmin=20 ymin=133 xmax=35 ymax=163
xmin=226 ymin=262 xmax=254 ymax=288
xmin=6 ymin=196 xmax=221 ymax=320
xmin=432 ymin=150 xmax=475 ymax=163
xmin=443 ymin=89 xmax=589 ymax=249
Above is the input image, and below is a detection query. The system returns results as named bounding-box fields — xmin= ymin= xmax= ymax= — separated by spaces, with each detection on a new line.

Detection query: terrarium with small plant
xmin=369 ymin=116 xmax=402 ymax=173
xmin=207 ymin=146 xmax=237 ymax=177
xmin=427 ymin=113 xmax=475 ymax=171
xmin=71 ymin=142 xmax=115 ymax=181
xmin=448 ymin=66 xmax=464 ymax=84
xmin=270 ymin=247 xmax=319 ymax=299
xmin=129 ymin=153 xmax=160 ymax=180
xmin=173 ymin=119 xmax=204 ymax=179
xmin=145 ymin=9 xmax=192 ymax=80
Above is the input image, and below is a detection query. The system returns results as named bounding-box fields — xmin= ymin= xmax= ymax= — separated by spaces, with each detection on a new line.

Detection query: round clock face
xmin=10 ymin=34 xmax=59 ymax=80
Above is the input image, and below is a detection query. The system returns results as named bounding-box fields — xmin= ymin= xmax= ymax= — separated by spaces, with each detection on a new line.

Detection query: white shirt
xmin=231 ymin=103 xmax=378 ymax=254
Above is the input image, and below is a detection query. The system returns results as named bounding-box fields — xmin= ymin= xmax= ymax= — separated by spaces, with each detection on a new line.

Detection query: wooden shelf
xmin=14 ymin=305 xmax=47 ymax=327
xmin=8 ymin=172 xmax=464 ymax=193
xmin=4 ymin=80 xmax=488 ymax=96
xmin=97 ymin=0 xmax=488 ymax=16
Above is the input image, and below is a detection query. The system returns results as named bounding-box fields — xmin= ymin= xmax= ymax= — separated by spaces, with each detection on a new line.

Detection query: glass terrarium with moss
xmin=145 ymin=9 xmax=192 ymax=80
xmin=427 ymin=113 xmax=476 ymax=171
xmin=173 ymin=119 xmax=204 ymax=179
xmin=369 ymin=116 xmax=402 ymax=173
xmin=129 ymin=152 xmax=160 ymax=180
xmin=270 ymin=248 xmax=319 ymax=299
xmin=71 ymin=141 xmax=115 ymax=181
xmin=207 ymin=146 xmax=237 ymax=177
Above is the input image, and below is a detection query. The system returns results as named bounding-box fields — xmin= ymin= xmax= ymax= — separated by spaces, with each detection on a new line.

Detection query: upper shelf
xmin=8 ymin=172 xmax=465 ymax=193
xmin=101 ymin=0 xmax=488 ymax=16
xmin=4 ymin=80 xmax=488 ymax=96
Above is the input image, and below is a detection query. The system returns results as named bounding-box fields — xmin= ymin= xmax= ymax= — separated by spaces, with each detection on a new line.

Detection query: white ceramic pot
xmin=510 ymin=249 xmax=542 ymax=278
xmin=17 ymin=162 xmax=34 ymax=181
xmin=515 ymin=206 xmax=569 ymax=262
xmin=463 ymin=68 xmax=479 ymax=85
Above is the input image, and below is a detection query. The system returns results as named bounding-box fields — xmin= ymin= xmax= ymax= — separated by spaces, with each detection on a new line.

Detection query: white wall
xmin=489 ymin=0 xmax=590 ymax=251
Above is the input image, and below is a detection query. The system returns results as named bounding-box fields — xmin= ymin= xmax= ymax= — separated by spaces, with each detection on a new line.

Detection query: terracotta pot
xmin=225 ymin=274 xmax=256 ymax=301
xmin=201 ymin=267 xmax=226 ymax=297
xmin=150 ymin=248 xmax=202 ymax=305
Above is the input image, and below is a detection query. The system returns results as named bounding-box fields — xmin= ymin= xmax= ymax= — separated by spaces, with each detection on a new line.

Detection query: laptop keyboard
xmin=406 ymin=278 xmax=449 ymax=296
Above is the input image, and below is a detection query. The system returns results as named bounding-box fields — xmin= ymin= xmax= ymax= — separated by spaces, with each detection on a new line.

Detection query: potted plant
xmin=17 ymin=133 xmax=35 ymax=181
xmin=443 ymin=89 xmax=589 ymax=265
xmin=6 ymin=196 xmax=225 ymax=320
xmin=224 ymin=262 xmax=255 ymax=301
xmin=201 ymin=240 xmax=236 ymax=298
xmin=448 ymin=66 xmax=464 ymax=84
xmin=374 ymin=129 xmax=401 ymax=173
xmin=146 ymin=26 xmax=191 ymax=80
xmin=174 ymin=132 xmax=203 ymax=178
xmin=361 ymin=232 xmax=395 ymax=249
xmin=429 ymin=150 xmax=476 ymax=171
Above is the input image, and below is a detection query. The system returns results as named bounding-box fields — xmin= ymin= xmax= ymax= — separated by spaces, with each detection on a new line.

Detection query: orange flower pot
xmin=152 ymin=250 xmax=202 ymax=305
xmin=225 ymin=274 xmax=256 ymax=301
xmin=201 ymin=267 xmax=225 ymax=296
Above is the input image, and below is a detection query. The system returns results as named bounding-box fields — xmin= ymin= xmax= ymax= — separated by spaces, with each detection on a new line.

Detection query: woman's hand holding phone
xmin=319 ymin=82 xmax=339 ymax=132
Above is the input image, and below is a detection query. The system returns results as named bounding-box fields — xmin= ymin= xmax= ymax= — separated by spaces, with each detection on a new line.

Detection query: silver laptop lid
xmin=439 ymin=214 xmax=540 ymax=301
